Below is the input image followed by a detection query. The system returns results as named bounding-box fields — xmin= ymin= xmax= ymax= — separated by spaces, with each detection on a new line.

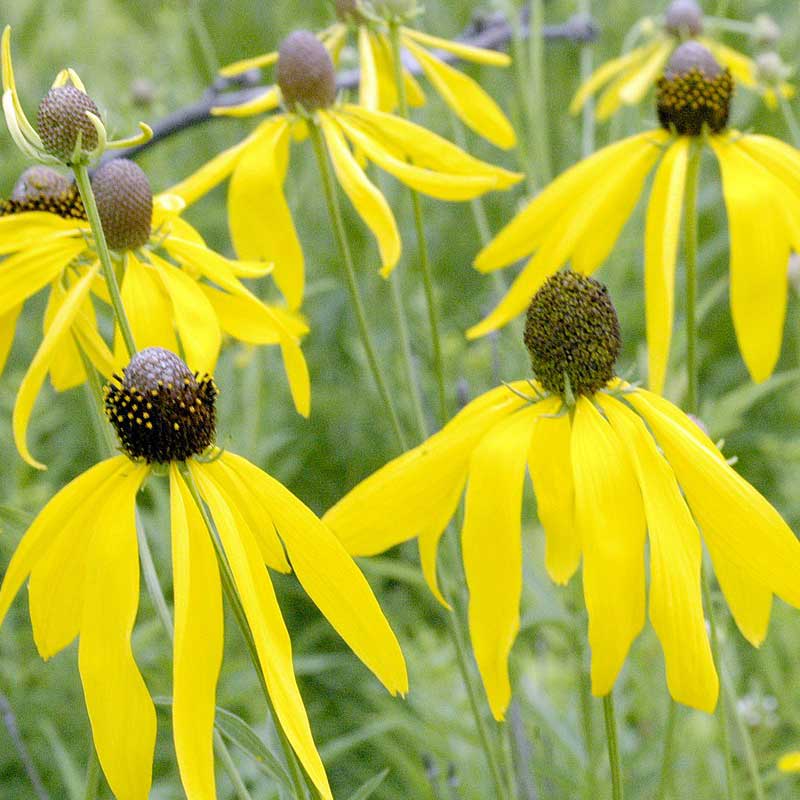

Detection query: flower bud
xmin=37 ymin=85 xmax=100 ymax=163
xmin=91 ymin=159 xmax=153 ymax=251
xmin=277 ymin=31 xmax=336 ymax=112
xmin=664 ymin=0 xmax=704 ymax=37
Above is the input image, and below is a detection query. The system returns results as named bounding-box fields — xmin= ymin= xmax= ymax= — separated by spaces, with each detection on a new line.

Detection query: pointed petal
xmin=278 ymin=335 xmax=311 ymax=418
xmin=417 ymin=481 xmax=463 ymax=608
xmin=212 ymin=87 xmax=281 ymax=118
xmin=358 ymin=26 xmax=380 ymax=111
xmin=0 ymin=303 xmax=21 ymax=377
xmin=616 ymin=39 xmax=673 ymax=105
xmin=44 ymin=280 xmax=90 ymax=392
xmin=0 ymin=212 xmax=84 ymax=256
xmin=644 ymin=138 xmax=689 ymax=394
xmin=402 ymin=28 xmax=511 ymax=67
xmin=219 ymin=49 xmax=278 ymax=77
xmin=463 ymin=405 xmax=542 ymax=720
xmin=571 ymin=398 xmax=646 ymax=697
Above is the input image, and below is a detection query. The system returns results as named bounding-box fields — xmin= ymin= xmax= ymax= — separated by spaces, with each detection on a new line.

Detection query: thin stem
xmin=655 ymin=700 xmax=677 ymax=800
xmin=578 ymin=0 xmax=595 ymax=158
xmin=602 ymin=694 xmax=624 ymax=800
xmin=307 ymin=121 xmax=407 ymax=450
xmin=509 ymin=12 xmax=538 ymax=194
xmin=778 ymin=93 xmax=800 ymax=148
xmin=528 ymin=0 xmax=553 ymax=185
xmin=72 ymin=164 xmax=137 ymax=357
xmin=576 ymin=639 xmax=596 ymax=800
xmin=0 ymin=692 xmax=50 ymax=800
xmin=214 ymin=730 xmax=256 ymax=800
xmin=683 ymin=141 xmax=702 ymax=415
xmin=180 ymin=466 xmax=311 ymax=800
xmin=82 ymin=745 xmax=101 ymax=800
xmin=388 ymin=21 xmax=448 ymax=426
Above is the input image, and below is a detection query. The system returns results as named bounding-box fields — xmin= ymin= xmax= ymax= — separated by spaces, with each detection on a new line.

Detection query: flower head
xmin=0 ymin=158 xmax=310 ymax=469
xmin=0 ymin=349 xmax=408 ymax=800
xmin=325 ymin=272 xmax=800 ymax=719
xmin=470 ymin=43 xmax=800 ymax=394
xmin=173 ymin=30 xmax=520 ymax=309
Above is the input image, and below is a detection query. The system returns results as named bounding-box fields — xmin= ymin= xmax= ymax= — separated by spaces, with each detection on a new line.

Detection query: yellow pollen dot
xmin=173 ymin=422 xmax=180 ymax=430
xmin=146 ymin=421 xmax=153 ymax=429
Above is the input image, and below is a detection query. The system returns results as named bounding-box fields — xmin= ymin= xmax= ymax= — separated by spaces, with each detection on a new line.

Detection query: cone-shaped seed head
xmin=524 ymin=271 xmax=621 ymax=398
xmin=37 ymin=86 xmax=100 ymax=162
xmin=657 ymin=42 xmax=732 ymax=135
xmin=0 ymin=166 xmax=86 ymax=219
xmin=104 ymin=347 xmax=217 ymax=464
xmin=91 ymin=159 xmax=153 ymax=251
xmin=277 ymin=31 xmax=336 ymax=112
xmin=665 ymin=0 xmax=704 ymax=36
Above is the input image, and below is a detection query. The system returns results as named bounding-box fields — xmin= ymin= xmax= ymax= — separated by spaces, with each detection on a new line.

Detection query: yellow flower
xmin=470 ymin=42 xmax=800 ymax=394
xmin=570 ymin=0 xmax=757 ymax=120
xmin=0 ymin=347 xmax=407 ymax=800
xmin=779 ymin=752 xmax=800 ymax=772
xmin=174 ymin=30 xmax=520 ymax=309
xmin=221 ymin=0 xmax=516 ymax=149
xmin=324 ymin=272 xmax=800 ymax=720
xmin=0 ymin=159 xmax=310 ymax=470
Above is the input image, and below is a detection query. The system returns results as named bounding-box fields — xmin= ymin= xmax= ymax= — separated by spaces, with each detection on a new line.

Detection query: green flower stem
xmin=578 ymin=0 xmax=595 ymax=158
xmin=509 ymin=11 xmax=538 ymax=194
xmin=307 ymin=121 xmax=407 ymax=451
xmin=388 ymin=21 xmax=448 ymax=427
xmin=602 ymin=693 xmax=624 ymax=800
xmin=778 ymin=94 xmax=800 ymax=149
xmin=72 ymin=163 xmax=137 ymax=358
xmin=82 ymin=744 xmax=101 ymax=800
xmin=683 ymin=141 xmax=702 ymax=415
xmin=528 ymin=0 xmax=553 ymax=185
xmin=655 ymin=700 xmax=677 ymax=800
xmin=181 ymin=465 xmax=311 ymax=800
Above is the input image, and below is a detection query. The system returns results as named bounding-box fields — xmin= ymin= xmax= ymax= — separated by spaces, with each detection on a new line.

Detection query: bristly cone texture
xmin=91 ymin=159 xmax=153 ymax=251
xmin=657 ymin=41 xmax=733 ymax=136
xmin=37 ymin=85 xmax=100 ymax=162
xmin=664 ymin=0 xmax=704 ymax=37
xmin=524 ymin=271 xmax=621 ymax=398
xmin=105 ymin=347 xmax=217 ymax=464
xmin=1 ymin=166 xmax=85 ymax=219
xmin=277 ymin=30 xmax=337 ymax=112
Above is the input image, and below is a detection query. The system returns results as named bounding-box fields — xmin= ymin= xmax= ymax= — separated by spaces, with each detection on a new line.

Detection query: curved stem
xmin=72 ymin=163 xmax=137 ymax=357
xmin=602 ymin=694 xmax=624 ymax=800
xmin=656 ymin=700 xmax=677 ymax=800
xmin=388 ymin=22 xmax=448 ymax=426
xmin=307 ymin=120 xmax=407 ymax=450
xmin=683 ymin=141 xmax=702 ymax=414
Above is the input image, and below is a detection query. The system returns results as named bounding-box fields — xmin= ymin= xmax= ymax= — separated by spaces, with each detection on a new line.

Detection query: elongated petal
xmin=166 ymin=138 xmax=251 ymax=206
xmin=170 ymin=466 xmax=223 ymax=800
xmin=711 ymin=137 xmax=791 ymax=382
xmin=278 ymin=335 xmax=311 ymax=418
xmin=221 ymin=452 xmax=408 ymax=695
xmin=164 ymin=237 xmax=252 ymax=298
xmin=0 ymin=212 xmax=84 ymax=256
xmin=528 ymin=399 xmax=580 ymax=585
xmin=572 ymin=398 xmax=646 ymax=696
xmin=212 ymin=86 xmax=281 ymax=118
xmin=219 ymin=50 xmax=278 ymax=77
xmin=14 ymin=265 xmax=100 ymax=469
xmin=645 ymin=137 xmax=689 ymax=394
xmin=0 ymin=303 xmax=21 ymax=377
xmin=324 ymin=383 xmax=531 ymax=555
xmin=615 ymin=39 xmax=673 ymax=106
xmin=463 ymin=405 xmax=542 ymax=720
xmin=79 ymin=464 xmax=155 ymax=800
xmin=44 ymin=280 xmax=90 ymax=392
xmin=189 ymin=464 xmax=333 ymax=800
xmin=319 ymin=113 xmax=401 ymax=276
xmin=417 ymin=482 xmax=462 ymax=607
xmin=404 ymin=39 xmax=515 ymax=149
xmin=600 ymin=396 xmax=717 ymax=712
xmin=402 ymin=28 xmax=511 ymax=67
xmin=227 ymin=118 xmax=304 ymax=309
xmin=628 ymin=390 xmax=800 ymax=612
xmin=359 ymin=26 xmax=380 ymax=111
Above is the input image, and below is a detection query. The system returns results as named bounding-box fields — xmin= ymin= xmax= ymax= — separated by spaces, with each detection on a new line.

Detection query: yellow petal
xmin=403 ymin=38 xmax=516 ymax=149
xmin=189 ymin=463 xmax=333 ymax=800
xmin=644 ymin=137 xmax=689 ymax=394
xmin=170 ymin=466 xmax=223 ymax=800
xmin=212 ymin=86 xmax=281 ymax=119
xmin=150 ymin=252 xmax=221 ymax=375
xmin=463 ymin=405 xmax=542 ymax=720
xmin=710 ymin=136 xmax=791 ymax=382
xmin=358 ymin=26 xmax=380 ymax=111
xmin=0 ymin=459 xmax=125 ymax=630
xmin=402 ymin=29 xmax=511 ymax=67
xmin=571 ymin=398 xmax=646 ymax=697
xmin=219 ymin=50 xmax=278 ymax=78
xmin=0 ymin=303 xmax=21 ymax=377
xmin=278 ymin=335 xmax=311 ymax=418
xmin=221 ymin=452 xmax=408 ymax=695
xmin=616 ymin=39 xmax=673 ymax=106
xmin=600 ymin=396 xmax=718 ymax=712
xmin=13 ymin=264 xmax=100 ymax=469
xmin=324 ymin=383 xmax=530 ymax=556
xmin=319 ymin=112 xmax=401 ymax=276
xmin=227 ymin=118 xmax=304 ymax=309
xmin=702 ymin=39 xmax=756 ymax=87
xmin=734 ymin=134 xmax=800 ymax=210
xmin=43 ymin=280 xmax=89 ymax=392
xmin=528 ymin=398 xmax=580 ymax=585
xmin=778 ymin=752 xmax=800 ymax=773
xmin=0 ymin=212 xmax=84 ymax=256
xmin=78 ymin=462 xmax=155 ymax=800
xmin=417 ymin=483 xmax=462 ymax=607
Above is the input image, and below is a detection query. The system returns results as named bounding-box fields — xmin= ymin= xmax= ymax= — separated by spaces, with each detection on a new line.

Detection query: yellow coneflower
xmin=570 ymin=0 xmax=757 ymax=120
xmin=172 ymin=30 xmax=520 ymax=309
xmin=325 ymin=272 xmax=800 ymax=720
xmin=470 ymin=41 xmax=800 ymax=394
xmin=0 ymin=346 xmax=407 ymax=800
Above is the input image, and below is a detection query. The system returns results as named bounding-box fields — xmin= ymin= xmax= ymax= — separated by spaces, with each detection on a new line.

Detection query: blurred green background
xmin=2 ymin=0 xmax=800 ymax=798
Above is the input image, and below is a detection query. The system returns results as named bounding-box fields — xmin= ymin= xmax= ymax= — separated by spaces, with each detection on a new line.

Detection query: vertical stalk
xmin=528 ymin=0 xmax=553 ymax=185
xmin=82 ymin=746 xmax=101 ymax=800
xmin=778 ymin=94 xmax=800 ymax=148
xmin=307 ymin=121 xmax=407 ymax=450
xmin=509 ymin=9 xmax=538 ymax=194
xmin=71 ymin=164 xmax=137 ymax=357
xmin=387 ymin=21 xmax=448 ymax=426
xmin=578 ymin=0 xmax=595 ymax=158
xmin=655 ymin=700 xmax=677 ymax=800
xmin=602 ymin=694 xmax=624 ymax=800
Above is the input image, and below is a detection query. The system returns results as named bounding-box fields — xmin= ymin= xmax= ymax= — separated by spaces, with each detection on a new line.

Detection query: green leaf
xmin=346 ymin=769 xmax=390 ymax=800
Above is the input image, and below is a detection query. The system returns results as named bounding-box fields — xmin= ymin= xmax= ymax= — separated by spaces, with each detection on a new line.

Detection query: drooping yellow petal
xmin=402 ymin=29 xmax=511 ymax=67
xmin=614 ymin=39 xmax=673 ymax=107
xmin=601 ymin=396 xmax=718 ymax=712
xmin=528 ymin=399 xmax=580 ymax=585
xmin=219 ymin=50 xmax=279 ymax=78
xmin=212 ymin=86 xmax=281 ymax=119
xmin=278 ymin=335 xmax=311 ymax=418
xmin=189 ymin=463 xmax=333 ymax=800
xmin=403 ymin=38 xmax=516 ymax=149
xmin=702 ymin=39 xmax=756 ymax=87
xmin=711 ymin=136 xmax=791 ymax=382
xmin=358 ymin=26 xmax=380 ymax=111
xmin=0 ymin=303 xmax=21 ymax=377
xmin=43 ymin=280 xmax=88 ymax=392
xmin=417 ymin=483 xmax=462 ymax=607
xmin=78 ymin=462 xmax=155 ymax=800
xmin=571 ymin=398 xmax=646 ymax=697
xmin=13 ymin=264 xmax=100 ymax=469
xmin=778 ymin=752 xmax=800 ymax=773
xmin=164 ymin=237 xmax=251 ymax=298
xmin=734 ymin=134 xmax=800 ymax=212
xmin=324 ymin=383 xmax=531 ymax=556
xmin=227 ymin=118 xmax=304 ymax=309
xmin=463 ymin=405 xmax=542 ymax=720
xmin=644 ymin=137 xmax=689 ymax=394
xmin=221 ymin=451 xmax=408 ymax=695
xmin=170 ymin=466 xmax=223 ymax=800
xmin=319 ymin=112 xmax=401 ymax=276
xmin=0 ymin=212 xmax=84 ymax=256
